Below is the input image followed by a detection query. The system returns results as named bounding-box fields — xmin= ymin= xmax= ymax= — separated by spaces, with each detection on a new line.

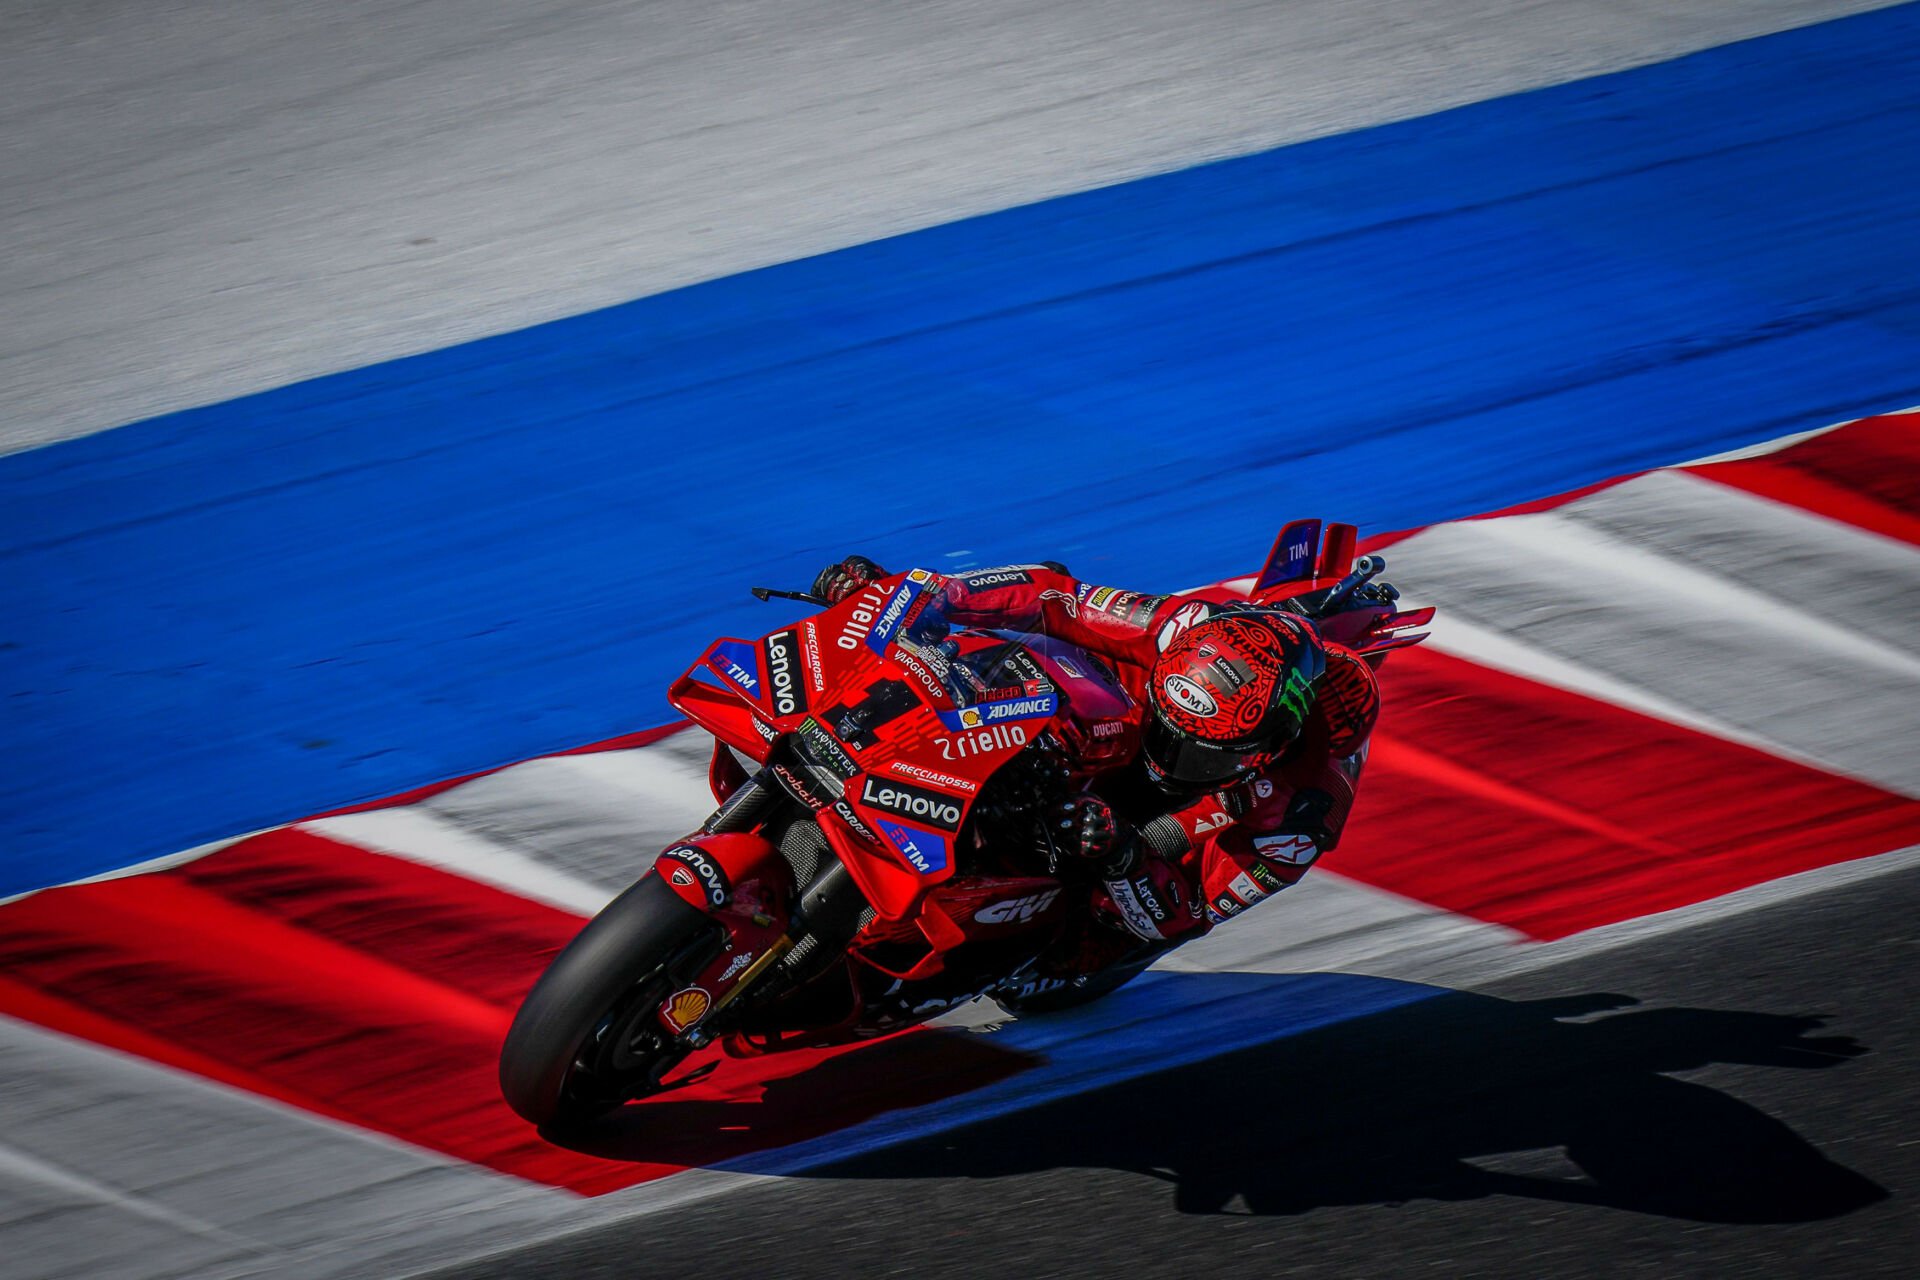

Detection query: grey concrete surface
xmin=427 ymin=855 xmax=1920 ymax=1280
xmin=1 ymin=0 xmax=1894 ymax=453
xmin=0 ymin=1016 xmax=582 ymax=1280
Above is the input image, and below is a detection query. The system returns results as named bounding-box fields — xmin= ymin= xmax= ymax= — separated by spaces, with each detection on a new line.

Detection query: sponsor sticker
xmin=889 ymin=759 xmax=981 ymax=794
xmin=836 ymin=585 xmax=889 ymax=651
xmin=1085 ymin=586 xmax=1119 ymax=611
xmin=719 ymin=951 xmax=755 ymax=982
xmin=937 ymin=689 xmax=1058 ymax=731
xmin=938 ymin=721 xmax=1029 ymax=761
xmin=763 ymin=630 xmax=807 ymax=717
xmin=831 ymin=798 xmax=878 ymax=843
xmin=1126 ymin=592 xmax=1171 ymax=626
xmin=1131 ymin=875 xmax=1170 ymax=923
xmin=1187 ymin=808 xmax=1232 ymax=836
xmin=660 ymin=987 xmax=712 ymax=1033
xmin=1248 ymin=861 xmax=1288 ymax=894
xmin=1253 ymin=832 xmax=1320 ymax=866
xmin=772 ymin=763 xmax=833 ymax=810
xmin=1162 ymin=674 xmax=1218 ymax=717
xmin=1276 ymin=667 xmax=1317 ymax=723
xmin=859 ymin=774 xmax=965 ymax=831
xmin=1207 ymin=893 xmax=1248 ymax=925
xmin=865 ymin=578 xmax=926 ymax=655
xmin=1156 ymin=601 xmax=1213 ymax=651
xmin=1105 ymin=878 xmax=1164 ymax=941
xmin=1227 ymin=870 xmax=1271 ymax=908
xmin=801 ymin=620 xmax=826 ymax=694
xmin=1209 ymin=654 xmax=1248 ymax=692
xmin=974 ymin=888 xmax=1063 ymax=925
xmin=708 ymin=639 xmax=762 ymax=698
xmin=659 ymin=845 xmax=730 ymax=908
xmin=959 ymin=567 xmax=1033 ymax=589
xmin=795 ymin=716 xmax=859 ymax=778
xmin=876 ymin=818 xmax=949 ymax=875
xmin=891 ymin=645 xmax=954 ymax=708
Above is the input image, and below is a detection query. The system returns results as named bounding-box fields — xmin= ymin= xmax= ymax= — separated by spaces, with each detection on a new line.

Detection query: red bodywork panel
xmin=668 ymin=569 xmax=1113 ymax=924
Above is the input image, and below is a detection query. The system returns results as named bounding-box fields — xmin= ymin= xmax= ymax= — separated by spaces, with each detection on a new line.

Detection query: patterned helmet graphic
xmin=1143 ymin=610 xmax=1327 ymax=785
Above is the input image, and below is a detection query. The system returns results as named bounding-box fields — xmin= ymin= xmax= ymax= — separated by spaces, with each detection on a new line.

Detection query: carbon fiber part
xmin=703 ymin=773 xmax=778 ymax=834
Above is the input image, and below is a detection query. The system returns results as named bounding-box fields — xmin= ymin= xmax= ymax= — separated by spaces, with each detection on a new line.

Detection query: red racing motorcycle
xmin=499 ymin=520 xmax=1429 ymax=1128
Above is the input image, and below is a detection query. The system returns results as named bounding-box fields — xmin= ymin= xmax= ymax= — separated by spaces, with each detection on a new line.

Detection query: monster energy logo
xmin=1276 ymin=669 xmax=1317 ymax=723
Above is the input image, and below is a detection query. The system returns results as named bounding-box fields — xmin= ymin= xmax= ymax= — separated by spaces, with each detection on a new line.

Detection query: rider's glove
xmin=1056 ymin=794 xmax=1137 ymax=879
xmin=812 ymin=555 xmax=888 ymax=605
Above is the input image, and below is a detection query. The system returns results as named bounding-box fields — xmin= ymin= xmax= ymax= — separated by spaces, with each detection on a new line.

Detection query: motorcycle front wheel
xmin=499 ymin=874 xmax=720 ymax=1130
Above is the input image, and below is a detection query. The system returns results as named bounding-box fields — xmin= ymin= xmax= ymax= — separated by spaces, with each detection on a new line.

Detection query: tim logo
xmin=974 ymin=888 xmax=1062 ymax=925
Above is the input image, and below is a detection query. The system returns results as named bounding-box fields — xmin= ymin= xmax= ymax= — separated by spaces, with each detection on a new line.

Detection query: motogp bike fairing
xmin=499 ymin=520 xmax=1429 ymax=1129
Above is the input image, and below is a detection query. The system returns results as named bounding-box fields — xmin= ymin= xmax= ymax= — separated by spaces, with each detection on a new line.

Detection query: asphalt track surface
xmin=435 ymin=862 xmax=1920 ymax=1280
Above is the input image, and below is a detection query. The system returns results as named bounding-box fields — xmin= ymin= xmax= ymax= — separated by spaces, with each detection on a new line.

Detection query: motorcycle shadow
xmin=540 ymin=1025 xmax=1040 ymax=1169
xmin=813 ymin=978 xmax=1888 ymax=1224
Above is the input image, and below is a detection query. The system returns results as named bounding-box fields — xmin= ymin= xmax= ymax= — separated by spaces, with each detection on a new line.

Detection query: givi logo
xmin=974 ymin=888 xmax=1062 ymax=925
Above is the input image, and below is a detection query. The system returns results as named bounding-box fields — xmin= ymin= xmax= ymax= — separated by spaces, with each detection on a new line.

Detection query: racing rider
xmin=810 ymin=555 xmax=1383 ymax=949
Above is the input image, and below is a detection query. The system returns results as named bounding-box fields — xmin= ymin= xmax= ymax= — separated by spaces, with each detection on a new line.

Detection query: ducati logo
xmin=973 ymin=888 xmax=1062 ymax=925
xmin=660 ymin=845 xmax=729 ymax=908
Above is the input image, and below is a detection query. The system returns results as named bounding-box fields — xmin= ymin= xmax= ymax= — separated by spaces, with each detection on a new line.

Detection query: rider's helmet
xmin=1142 ymin=610 xmax=1327 ymax=787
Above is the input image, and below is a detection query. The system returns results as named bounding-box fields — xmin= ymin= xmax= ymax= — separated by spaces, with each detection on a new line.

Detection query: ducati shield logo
xmin=1163 ymin=673 xmax=1219 ymax=717
xmin=659 ymin=845 xmax=729 ymax=908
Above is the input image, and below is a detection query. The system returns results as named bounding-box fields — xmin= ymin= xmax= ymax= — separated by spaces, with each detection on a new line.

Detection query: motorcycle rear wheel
xmin=499 ymin=874 xmax=718 ymax=1130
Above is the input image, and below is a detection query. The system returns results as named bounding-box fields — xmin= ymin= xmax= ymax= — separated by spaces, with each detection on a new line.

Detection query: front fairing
xmin=668 ymin=569 xmax=1113 ymax=917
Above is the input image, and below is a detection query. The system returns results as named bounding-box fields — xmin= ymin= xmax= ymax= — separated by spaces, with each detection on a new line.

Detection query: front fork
xmin=647 ymin=768 xmax=874 ymax=1049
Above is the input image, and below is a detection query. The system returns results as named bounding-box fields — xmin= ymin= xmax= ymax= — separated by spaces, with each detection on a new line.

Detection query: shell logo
xmin=661 ymin=986 xmax=711 ymax=1033
xmin=908 ymin=568 xmax=932 ymax=583
xmin=960 ymin=708 xmax=983 ymax=728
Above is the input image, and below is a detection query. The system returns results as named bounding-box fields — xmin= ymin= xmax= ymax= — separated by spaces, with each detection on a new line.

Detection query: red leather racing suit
xmin=938 ymin=565 xmax=1380 ymax=945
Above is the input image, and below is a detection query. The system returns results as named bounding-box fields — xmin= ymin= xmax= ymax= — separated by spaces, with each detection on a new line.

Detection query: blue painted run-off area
xmin=5 ymin=6 xmax=1920 ymax=895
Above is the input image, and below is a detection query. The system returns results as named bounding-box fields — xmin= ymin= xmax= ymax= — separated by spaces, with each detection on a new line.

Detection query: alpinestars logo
xmin=859 ymin=775 xmax=964 ymax=831
xmin=764 ymin=630 xmax=806 ymax=717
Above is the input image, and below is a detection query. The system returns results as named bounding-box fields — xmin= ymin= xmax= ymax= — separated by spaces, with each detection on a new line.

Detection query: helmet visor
xmin=1141 ymin=715 xmax=1275 ymax=786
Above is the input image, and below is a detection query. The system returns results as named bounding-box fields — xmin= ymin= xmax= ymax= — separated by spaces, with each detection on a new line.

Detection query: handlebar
xmin=751 ymin=587 xmax=829 ymax=606
xmin=1315 ymin=555 xmax=1387 ymax=614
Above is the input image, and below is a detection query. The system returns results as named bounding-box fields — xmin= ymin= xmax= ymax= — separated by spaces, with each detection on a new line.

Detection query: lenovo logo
xmin=859 ymin=775 xmax=964 ymax=831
